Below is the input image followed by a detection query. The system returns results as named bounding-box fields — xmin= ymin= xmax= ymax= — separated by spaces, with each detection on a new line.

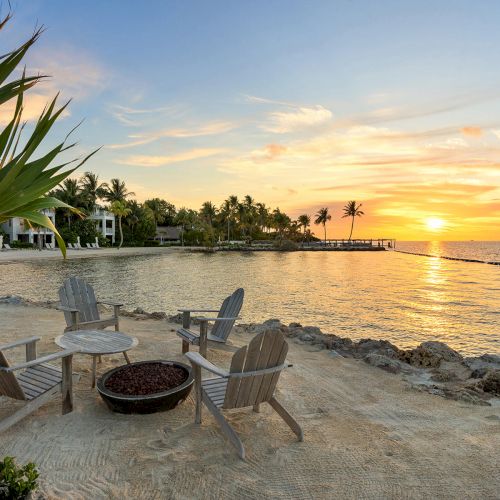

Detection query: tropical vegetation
xmin=47 ymin=171 xmax=366 ymax=248
xmin=0 ymin=15 xmax=96 ymax=257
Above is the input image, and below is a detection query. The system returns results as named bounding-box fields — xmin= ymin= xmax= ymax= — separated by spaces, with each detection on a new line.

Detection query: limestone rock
xmin=399 ymin=341 xmax=463 ymax=368
xmin=364 ymin=353 xmax=406 ymax=374
xmin=477 ymin=370 xmax=500 ymax=396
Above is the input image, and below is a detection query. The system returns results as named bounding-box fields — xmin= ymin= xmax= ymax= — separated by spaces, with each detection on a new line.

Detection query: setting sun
xmin=425 ymin=218 xmax=445 ymax=231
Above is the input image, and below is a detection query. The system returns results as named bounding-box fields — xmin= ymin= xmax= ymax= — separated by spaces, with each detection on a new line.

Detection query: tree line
xmin=50 ymin=172 xmax=364 ymax=248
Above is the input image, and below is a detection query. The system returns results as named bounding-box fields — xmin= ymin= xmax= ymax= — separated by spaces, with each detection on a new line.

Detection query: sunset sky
xmin=3 ymin=1 xmax=500 ymax=240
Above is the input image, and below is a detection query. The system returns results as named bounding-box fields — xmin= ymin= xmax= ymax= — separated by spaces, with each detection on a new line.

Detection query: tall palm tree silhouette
xmin=314 ymin=208 xmax=331 ymax=246
xmin=342 ymin=201 xmax=364 ymax=241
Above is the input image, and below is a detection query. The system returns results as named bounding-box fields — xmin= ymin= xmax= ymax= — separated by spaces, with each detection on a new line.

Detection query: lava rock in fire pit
xmin=97 ymin=360 xmax=193 ymax=414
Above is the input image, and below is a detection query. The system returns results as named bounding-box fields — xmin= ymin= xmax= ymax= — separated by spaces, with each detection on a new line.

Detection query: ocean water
xmin=0 ymin=244 xmax=498 ymax=356
xmin=397 ymin=241 xmax=500 ymax=263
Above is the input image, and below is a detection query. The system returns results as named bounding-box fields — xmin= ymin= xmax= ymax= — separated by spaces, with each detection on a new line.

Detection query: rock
xmin=354 ymin=339 xmax=401 ymax=359
xmin=364 ymin=353 xmax=414 ymax=374
xmin=150 ymin=311 xmax=167 ymax=320
xmin=299 ymin=333 xmax=314 ymax=342
xmin=133 ymin=307 xmax=146 ymax=315
xmin=364 ymin=353 xmax=404 ymax=374
xmin=0 ymin=295 xmax=22 ymax=305
xmin=399 ymin=341 xmax=463 ymax=368
xmin=478 ymin=370 xmax=500 ymax=396
xmin=480 ymin=354 xmax=500 ymax=364
xmin=328 ymin=350 xmax=344 ymax=358
xmin=289 ymin=322 xmax=302 ymax=328
xmin=301 ymin=326 xmax=322 ymax=336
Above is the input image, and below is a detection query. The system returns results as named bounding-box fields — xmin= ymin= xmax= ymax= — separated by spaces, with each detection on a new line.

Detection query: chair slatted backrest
xmin=223 ymin=330 xmax=288 ymax=409
xmin=59 ymin=277 xmax=100 ymax=327
xmin=211 ymin=288 xmax=244 ymax=341
xmin=0 ymin=351 xmax=26 ymax=400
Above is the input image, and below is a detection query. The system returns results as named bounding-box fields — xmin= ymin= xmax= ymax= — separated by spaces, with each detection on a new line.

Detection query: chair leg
xmin=91 ymin=356 xmax=97 ymax=388
xmin=204 ymin=395 xmax=245 ymax=459
xmin=98 ymin=355 xmax=102 ymax=364
xmin=268 ymin=397 xmax=303 ymax=441
xmin=182 ymin=340 xmax=189 ymax=354
xmin=194 ymin=365 xmax=202 ymax=424
xmin=253 ymin=404 xmax=260 ymax=413
xmin=61 ymin=355 xmax=73 ymax=414
xmin=123 ymin=351 xmax=131 ymax=364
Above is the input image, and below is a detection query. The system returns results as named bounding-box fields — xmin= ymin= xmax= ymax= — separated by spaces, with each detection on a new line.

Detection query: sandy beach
xmin=0 ymin=303 xmax=499 ymax=499
xmin=0 ymin=246 xmax=185 ymax=263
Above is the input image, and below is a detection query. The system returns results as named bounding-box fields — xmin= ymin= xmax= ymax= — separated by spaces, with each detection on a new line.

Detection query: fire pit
xmin=97 ymin=360 xmax=193 ymax=414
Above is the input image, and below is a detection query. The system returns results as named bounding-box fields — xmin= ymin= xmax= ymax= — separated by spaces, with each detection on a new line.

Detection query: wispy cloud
xmin=0 ymin=45 xmax=107 ymax=126
xmin=29 ymin=46 xmax=108 ymax=100
xmin=109 ymin=104 xmax=181 ymax=126
xmin=262 ymin=105 xmax=332 ymax=133
xmin=107 ymin=121 xmax=236 ymax=149
xmin=116 ymin=148 xmax=226 ymax=167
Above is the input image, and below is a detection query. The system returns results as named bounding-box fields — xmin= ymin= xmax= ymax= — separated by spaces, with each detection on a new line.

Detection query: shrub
xmin=274 ymin=239 xmax=298 ymax=251
xmin=0 ymin=456 xmax=39 ymax=500
xmin=10 ymin=241 xmax=35 ymax=249
xmin=144 ymin=240 xmax=160 ymax=247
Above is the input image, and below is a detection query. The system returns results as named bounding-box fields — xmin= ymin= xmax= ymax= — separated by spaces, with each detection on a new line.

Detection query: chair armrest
xmin=193 ymin=316 xmax=240 ymax=322
xmin=177 ymin=309 xmax=219 ymax=313
xmin=2 ymin=348 xmax=80 ymax=372
xmin=57 ymin=306 xmax=80 ymax=313
xmin=185 ymin=352 xmax=229 ymax=377
xmin=0 ymin=336 xmax=41 ymax=351
xmin=98 ymin=300 xmax=123 ymax=307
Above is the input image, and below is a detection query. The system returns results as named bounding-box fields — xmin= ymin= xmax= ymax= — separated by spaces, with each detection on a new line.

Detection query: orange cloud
xmin=264 ymin=144 xmax=287 ymax=159
xmin=460 ymin=126 xmax=482 ymax=137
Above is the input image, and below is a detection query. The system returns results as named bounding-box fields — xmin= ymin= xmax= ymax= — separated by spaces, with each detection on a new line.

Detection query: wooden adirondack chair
xmin=185 ymin=329 xmax=303 ymax=459
xmin=177 ymin=288 xmax=244 ymax=357
xmin=0 ymin=336 xmax=78 ymax=433
xmin=57 ymin=277 xmax=123 ymax=332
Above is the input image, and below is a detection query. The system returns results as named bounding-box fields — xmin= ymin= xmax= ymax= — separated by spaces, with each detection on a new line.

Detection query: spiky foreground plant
xmin=0 ymin=15 xmax=97 ymax=257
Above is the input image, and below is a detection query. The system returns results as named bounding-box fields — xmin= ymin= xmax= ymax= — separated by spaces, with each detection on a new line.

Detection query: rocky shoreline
xmin=2 ymin=294 xmax=498 ymax=406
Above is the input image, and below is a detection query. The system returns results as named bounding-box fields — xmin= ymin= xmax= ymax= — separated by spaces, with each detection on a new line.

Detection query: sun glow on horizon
xmin=425 ymin=218 xmax=446 ymax=232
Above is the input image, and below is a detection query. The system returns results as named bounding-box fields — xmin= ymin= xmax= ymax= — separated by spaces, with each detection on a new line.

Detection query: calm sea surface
xmin=0 ymin=242 xmax=498 ymax=356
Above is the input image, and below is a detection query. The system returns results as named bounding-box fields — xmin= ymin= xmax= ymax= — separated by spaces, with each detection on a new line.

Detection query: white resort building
xmin=1 ymin=209 xmax=56 ymax=246
xmin=1 ymin=209 xmax=116 ymax=246
xmin=89 ymin=209 xmax=116 ymax=245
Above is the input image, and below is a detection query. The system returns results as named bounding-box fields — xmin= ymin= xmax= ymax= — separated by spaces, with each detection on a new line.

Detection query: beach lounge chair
xmin=185 ymin=329 xmax=303 ymax=459
xmin=57 ymin=277 xmax=123 ymax=332
xmin=177 ymin=288 xmax=244 ymax=356
xmin=0 ymin=336 xmax=78 ymax=432
xmin=86 ymin=243 xmax=92 ymax=249
xmin=3 ymin=244 xmax=13 ymax=250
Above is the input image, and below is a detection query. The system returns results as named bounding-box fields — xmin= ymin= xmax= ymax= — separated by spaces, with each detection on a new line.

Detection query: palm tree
xmin=109 ymin=201 xmax=131 ymax=249
xmin=342 ymin=201 xmax=364 ymax=241
xmin=54 ymin=178 xmax=81 ymax=228
xmin=80 ymin=171 xmax=105 ymax=213
xmin=0 ymin=16 xmax=97 ymax=257
xmin=256 ymin=202 xmax=269 ymax=233
xmin=297 ymin=214 xmax=311 ymax=243
xmin=200 ymin=201 xmax=217 ymax=226
xmin=102 ymin=178 xmax=134 ymax=203
xmin=144 ymin=198 xmax=165 ymax=230
xmin=314 ymin=207 xmax=331 ymax=245
xmin=272 ymin=208 xmax=291 ymax=245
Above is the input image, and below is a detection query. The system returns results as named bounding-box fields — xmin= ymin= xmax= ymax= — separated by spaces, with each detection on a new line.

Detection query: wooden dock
xmin=301 ymin=238 xmax=396 ymax=249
